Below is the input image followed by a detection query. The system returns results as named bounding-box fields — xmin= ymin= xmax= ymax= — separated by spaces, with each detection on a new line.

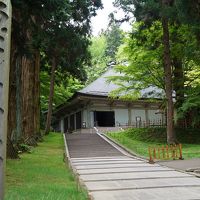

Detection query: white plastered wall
xmin=82 ymin=109 xmax=88 ymax=127
xmin=90 ymin=111 xmax=94 ymax=127
xmin=148 ymin=109 xmax=163 ymax=121
xmin=114 ymin=109 xmax=129 ymax=126
xmin=131 ymin=109 xmax=146 ymax=123
xmin=74 ymin=106 xmax=163 ymax=128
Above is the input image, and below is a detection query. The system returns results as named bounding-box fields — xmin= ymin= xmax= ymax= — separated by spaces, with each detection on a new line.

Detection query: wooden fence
xmin=148 ymin=144 xmax=183 ymax=163
xmin=117 ymin=119 xmax=166 ymax=128
xmin=117 ymin=119 xmax=200 ymax=129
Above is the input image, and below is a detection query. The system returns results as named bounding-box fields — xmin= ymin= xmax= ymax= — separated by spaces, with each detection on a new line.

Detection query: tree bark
xmin=7 ymin=38 xmax=20 ymax=158
xmin=6 ymin=138 xmax=19 ymax=159
xmin=7 ymin=40 xmax=17 ymax=144
xmin=173 ymin=58 xmax=184 ymax=109
xmin=161 ymin=16 xmax=176 ymax=144
xmin=45 ymin=57 xmax=57 ymax=134
xmin=7 ymin=5 xmax=41 ymax=157
xmin=21 ymin=55 xmax=36 ymax=144
xmin=8 ymin=51 xmax=41 ymax=149
xmin=33 ymin=51 xmax=41 ymax=138
xmin=16 ymin=56 xmax=22 ymax=140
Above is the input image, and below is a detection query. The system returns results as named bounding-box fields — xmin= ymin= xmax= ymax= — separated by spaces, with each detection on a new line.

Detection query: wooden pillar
xmin=60 ymin=118 xmax=64 ymax=133
xmin=74 ymin=113 xmax=76 ymax=130
xmin=145 ymin=109 xmax=148 ymax=122
xmin=0 ymin=1 xmax=12 ymax=198
xmin=87 ymin=105 xmax=91 ymax=128
xmin=68 ymin=116 xmax=70 ymax=130
xmin=128 ymin=107 xmax=132 ymax=126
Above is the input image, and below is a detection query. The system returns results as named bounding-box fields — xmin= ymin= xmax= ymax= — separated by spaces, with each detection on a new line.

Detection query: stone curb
xmin=99 ymin=132 xmax=200 ymax=178
xmin=100 ymin=132 xmax=148 ymax=162
xmin=63 ymin=133 xmax=91 ymax=199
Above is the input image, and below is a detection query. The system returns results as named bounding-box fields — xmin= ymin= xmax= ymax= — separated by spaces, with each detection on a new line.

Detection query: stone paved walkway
xmin=66 ymin=133 xmax=200 ymax=200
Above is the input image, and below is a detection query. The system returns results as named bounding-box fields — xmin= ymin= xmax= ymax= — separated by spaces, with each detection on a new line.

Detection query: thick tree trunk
xmin=7 ymin=38 xmax=20 ymax=158
xmin=8 ymin=51 xmax=41 ymax=150
xmin=6 ymin=138 xmax=19 ymax=159
xmin=161 ymin=16 xmax=176 ymax=144
xmin=173 ymin=58 xmax=184 ymax=109
xmin=7 ymin=6 xmax=41 ymax=157
xmin=21 ymin=56 xmax=36 ymax=145
xmin=45 ymin=57 xmax=57 ymax=134
xmin=16 ymin=56 xmax=22 ymax=140
xmin=33 ymin=51 xmax=41 ymax=138
xmin=7 ymin=42 xmax=17 ymax=144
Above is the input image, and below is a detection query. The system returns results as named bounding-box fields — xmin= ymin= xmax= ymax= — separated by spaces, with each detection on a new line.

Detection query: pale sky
xmin=91 ymin=0 xmax=132 ymax=36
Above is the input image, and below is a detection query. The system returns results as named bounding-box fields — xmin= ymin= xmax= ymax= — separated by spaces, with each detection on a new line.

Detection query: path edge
xmin=63 ymin=133 xmax=93 ymax=199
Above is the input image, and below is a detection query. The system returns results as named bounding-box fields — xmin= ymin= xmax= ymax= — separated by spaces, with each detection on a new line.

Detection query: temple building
xmin=53 ymin=68 xmax=165 ymax=132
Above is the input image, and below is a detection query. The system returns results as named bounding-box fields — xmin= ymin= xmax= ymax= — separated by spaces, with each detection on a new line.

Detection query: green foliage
xmin=107 ymin=21 xmax=200 ymax=118
xmin=85 ymin=22 xmax=124 ymax=84
xmin=107 ymin=128 xmax=200 ymax=159
xmin=90 ymin=35 xmax=107 ymax=60
xmin=84 ymin=35 xmax=108 ymax=84
xmin=12 ymin=0 xmax=103 ymax=111
xmin=112 ymin=0 xmax=200 ymax=127
xmin=107 ymin=22 xmax=164 ymax=99
xmin=116 ymin=128 xmax=200 ymax=144
xmin=175 ymin=0 xmax=200 ymax=26
xmin=37 ymin=0 xmax=102 ymax=80
xmin=105 ymin=19 xmax=124 ymax=61
xmin=40 ymin=71 xmax=83 ymax=111
xmin=114 ymin=0 xmax=196 ymax=24
xmin=18 ymin=144 xmax=32 ymax=154
xmin=5 ymin=133 xmax=88 ymax=200
xmin=178 ymin=86 xmax=200 ymax=126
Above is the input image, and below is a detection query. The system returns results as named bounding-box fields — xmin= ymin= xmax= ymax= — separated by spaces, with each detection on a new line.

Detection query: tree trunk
xmin=7 ymin=41 xmax=17 ymax=158
xmin=45 ymin=57 xmax=57 ymax=134
xmin=173 ymin=58 xmax=184 ymax=109
xmin=161 ymin=16 xmax=176 ymax=144
xmin=16 ymin=56 xmax=22 ymax=141
xmin=21 ymin=55 xmax=36 ymax=145
xmin=6 ymin=137 xmax=19 ymax=159
xmin=7 ymin=6 xmax=41 ymax=157
xmin=33 ymin=51 xmax=41 ymax=139
xmin=7 ymin=37 xmax=21 ymax=158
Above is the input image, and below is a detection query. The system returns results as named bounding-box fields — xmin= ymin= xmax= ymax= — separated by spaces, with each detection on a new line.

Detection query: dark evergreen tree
xmin=8 ymin=0 xmax=102 ymax=156
xmin=105 ymin=13 xmax=124 ymax=62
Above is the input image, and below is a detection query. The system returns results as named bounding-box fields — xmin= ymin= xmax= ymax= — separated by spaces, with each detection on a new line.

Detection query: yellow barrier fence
xmin=148 ymin=144 xmax=183 ymax=164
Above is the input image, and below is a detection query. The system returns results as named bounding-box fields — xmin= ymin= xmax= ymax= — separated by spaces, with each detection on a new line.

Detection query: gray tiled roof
xmin=79 ymin=68 xmax=119 ymax=96
xmin=79 ymin=68 xmax=164 ymax=98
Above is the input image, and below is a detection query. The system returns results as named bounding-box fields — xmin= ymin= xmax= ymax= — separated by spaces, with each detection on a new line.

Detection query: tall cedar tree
xmin=114 ymin=0 xmax=177 ymax=143
xmin=114 ymin=0 xmax=200 ymax=127
xmin=8 ymin=0 xmax=102 ymax=157
xmin=161 ymin=0 xmax=175 ymax=143
xmin=41 ymin=1 xmax=102 ymax=134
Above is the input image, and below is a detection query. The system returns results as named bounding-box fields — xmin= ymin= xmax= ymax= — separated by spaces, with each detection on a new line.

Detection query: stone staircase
xmin=72 ymin=127 xmax=123 ymax=134
xmin=94 ymin=126 xmax=123 ymax=134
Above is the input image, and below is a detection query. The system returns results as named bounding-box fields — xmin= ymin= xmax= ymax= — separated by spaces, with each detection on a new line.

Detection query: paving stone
xmin=72 ymin=158 xmax=137 ymax=163
xmin=71 ymin=156 xmax=128 ymax=161
xmin=80 ymin=170 xmax=192 ymax=181
xmin=72 ymin=157 xmax=130 ymax=161
xmin=77 ymin=166 xmax=172 ymax=175
xmin=90 ymin=187 xmax=200 ymax=200
xmin=72 ymin=160 xmax=144 ymax=166
xmin=66 ymin=133 xmax=200 ymax=200
xmin=85 ymin=177 xmax=200 ymax=191
xmin=66 ymin=133 xmax=123 ymax=158
xmin=159 ymin=159 xmax=200 ymax=171
xmin=75 ymin=163 xmax=161 ymax=170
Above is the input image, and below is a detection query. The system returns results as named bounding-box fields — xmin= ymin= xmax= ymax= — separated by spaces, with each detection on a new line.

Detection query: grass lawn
xmin=5 ymin=133 xmax=88 ymax=200
xmin=107 ymin=128 xmax=200 ymax=160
